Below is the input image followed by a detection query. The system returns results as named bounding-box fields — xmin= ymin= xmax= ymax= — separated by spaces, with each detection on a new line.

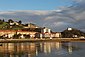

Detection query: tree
xmin=8 ymin=19 xmax=13 ymax=23
xmin=18 ymin=20 xmax=22 ymax=24
xmin=0 ymin=19 xmax=3 ymax=24
xmin=2 ymin=19 xmax=5 ymax=22
xmin=61 ymin=28 xmax=85 ymax=38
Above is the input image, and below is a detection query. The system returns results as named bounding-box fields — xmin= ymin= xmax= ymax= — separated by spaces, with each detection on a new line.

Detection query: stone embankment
xmin=0 ymin=38 xmax=85 ymax=43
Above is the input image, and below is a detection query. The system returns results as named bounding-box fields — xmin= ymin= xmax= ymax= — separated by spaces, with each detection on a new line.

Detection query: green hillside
xmin=0 ymin=21 xmax=23 ymax=30
xmin=0 ymin=22 xmax=8 ymax=29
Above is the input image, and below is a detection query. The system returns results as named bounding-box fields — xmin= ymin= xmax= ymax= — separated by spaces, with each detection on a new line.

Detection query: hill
xmin=61 ymin=28 xmax=85 ymax=38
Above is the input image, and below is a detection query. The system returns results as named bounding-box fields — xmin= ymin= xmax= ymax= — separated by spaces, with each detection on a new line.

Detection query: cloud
xmin=0 ymin=0 xmax=85 ymax=32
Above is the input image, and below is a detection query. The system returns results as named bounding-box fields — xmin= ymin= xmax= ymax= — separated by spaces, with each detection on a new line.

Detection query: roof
xmin=0 ymin=30 xmax=37 ymax=32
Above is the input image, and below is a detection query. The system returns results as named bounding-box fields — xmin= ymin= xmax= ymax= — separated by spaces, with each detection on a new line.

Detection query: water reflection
xmin=0 ymin=42 xmax=82 ymax=57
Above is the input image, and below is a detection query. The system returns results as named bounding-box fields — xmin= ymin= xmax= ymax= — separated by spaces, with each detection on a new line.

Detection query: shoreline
xmin=0 ymin=38 xmax=85 ymax=43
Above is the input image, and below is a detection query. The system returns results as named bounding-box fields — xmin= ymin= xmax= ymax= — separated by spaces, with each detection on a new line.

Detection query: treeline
xmin=0 ymin=19 xmax=22 ymax=24
xmin=0 ymin=19 xmax=5 ymax=24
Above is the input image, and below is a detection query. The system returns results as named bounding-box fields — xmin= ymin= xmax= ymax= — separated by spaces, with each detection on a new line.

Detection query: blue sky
xmin=0 ymin=0 xmax=72 ymax=11
xmin=0 ymin=0 xmax=85 ymax=32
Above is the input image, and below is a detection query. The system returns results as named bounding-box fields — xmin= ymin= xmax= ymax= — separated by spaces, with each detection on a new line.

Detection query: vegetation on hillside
xmin=61 ymin=28 xmax=85 ymax=38
xmin=0 ymin=19 xmax=40 ymax=31
xmin=0 ymin=19 xmax=23 ymax=30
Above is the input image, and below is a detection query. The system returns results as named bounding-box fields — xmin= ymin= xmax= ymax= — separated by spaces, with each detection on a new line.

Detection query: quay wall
xmin=0 ymin=38 xmax=84 ymax=43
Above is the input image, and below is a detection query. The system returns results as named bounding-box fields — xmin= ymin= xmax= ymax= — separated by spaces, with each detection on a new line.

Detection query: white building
xmin=51 ymin=32 xmax=61 ymax=38
xmin=35 ymin=32 xmax=61 ymax=38
xmin=42 ymin=27 xmax=51 ymax=33
xmin=67 ymin=28 xmax=72 ymax=31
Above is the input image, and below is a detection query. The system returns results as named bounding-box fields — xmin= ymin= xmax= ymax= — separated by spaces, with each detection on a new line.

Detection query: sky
xmin=0 ymin=0 xmax=85 ymax=32
xmin=0 ymin=0 xmax=72 ymax=10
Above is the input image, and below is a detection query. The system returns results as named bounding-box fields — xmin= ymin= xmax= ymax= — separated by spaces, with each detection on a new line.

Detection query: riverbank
xmin=0 ymin=38 xmax=85 ymax=43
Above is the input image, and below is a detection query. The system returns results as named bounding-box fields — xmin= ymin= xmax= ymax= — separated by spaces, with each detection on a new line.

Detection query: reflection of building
xmin=61 ymin=42 xmax=73 ymax=54
xmin=0 ymin=43 xmax=36 ymax=57
xmin=44 ymin=43 xmax=51 ymax=53
xmin=0 ymin=42 xmax=64 ymax=57
xmin=55 ymin=42 xmax=61 ymax=50
xmin=68 ymin=43 xmax=72 ymax=54
xmin=43 ymin=42 xmax=61 ymax=54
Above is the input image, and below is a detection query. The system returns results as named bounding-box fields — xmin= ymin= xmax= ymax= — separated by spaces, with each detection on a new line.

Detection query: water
xmin=0 ymin=42 xmax=85 ymax=57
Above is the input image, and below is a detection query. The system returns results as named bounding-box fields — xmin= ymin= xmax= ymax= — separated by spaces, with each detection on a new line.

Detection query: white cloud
xmin=0 ymin=11 xmax=15 ymax=14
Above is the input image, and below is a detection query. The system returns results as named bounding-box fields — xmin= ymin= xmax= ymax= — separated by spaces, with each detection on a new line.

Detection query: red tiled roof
xmin=0 ymin=30 xmax=37 ymax=32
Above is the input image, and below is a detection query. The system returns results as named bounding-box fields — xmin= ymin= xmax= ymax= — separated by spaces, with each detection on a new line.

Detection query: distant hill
xmin=61 ymin=28 xmax=85 ymax=38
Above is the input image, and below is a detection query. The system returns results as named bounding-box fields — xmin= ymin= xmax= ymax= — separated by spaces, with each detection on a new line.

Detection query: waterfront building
xmin=0 ymin=22 xmax=62 ymax=39
xmin=35 ymin=32 xmax=61 ymax=38
xmin=51 ymin=32 xmax=61 ymax=38
xmin=0 ymin=30 xmax=37 ymax=39
xmin=19 ymin=34 xmax=25 ymax=39
xmin=43 ymin=32 xmax=51 ymax=38
xmin=42 ymin=27 xmax=51 ymax=33
xmin=0 ymin=30 xmax=16 ymax=36
xmin=35 ymin=32 xmax=43 ymax=38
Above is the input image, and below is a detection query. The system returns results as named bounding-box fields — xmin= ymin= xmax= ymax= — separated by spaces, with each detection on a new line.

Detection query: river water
xmin=0 ymin=42 xmax=85 ymax=57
